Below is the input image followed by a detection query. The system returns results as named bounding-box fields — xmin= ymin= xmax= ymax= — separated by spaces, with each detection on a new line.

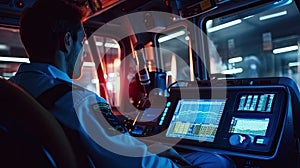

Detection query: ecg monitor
xmin=229 ymin=117 xmax=270 ymax=136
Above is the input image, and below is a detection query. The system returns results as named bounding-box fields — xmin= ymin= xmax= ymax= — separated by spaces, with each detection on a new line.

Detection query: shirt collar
xmin=17 ymin=63 xmax=72 ymax=83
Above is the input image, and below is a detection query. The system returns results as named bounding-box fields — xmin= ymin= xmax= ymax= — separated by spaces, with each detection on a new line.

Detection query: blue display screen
xmin=166 ymin=99 xmax=226 ymax=142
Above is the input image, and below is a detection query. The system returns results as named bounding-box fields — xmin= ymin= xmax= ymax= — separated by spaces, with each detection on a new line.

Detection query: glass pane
xmin=73 ymin=42 xmax=100 ymax=95
xmin=92 ymin=36 xmax=121 ymax=107
xmin=205 ymin=1 xmax=300 ymax=88
xmin=0 ymin=28 xmax=27 ymax=79
xmin=0 ymin=27 xmax=100 ymax=96
xmin=158 ymin=28 xmax=192 ymax=86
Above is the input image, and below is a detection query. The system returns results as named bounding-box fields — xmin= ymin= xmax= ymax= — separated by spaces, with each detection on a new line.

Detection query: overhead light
xmin=83 ymin=62 xmax=95 ymax=67
xmin=228 ymin=57 xmax=243 ymax=63
xmin=206 ymin=20 xmax=213 ymax=29
xmin=221 ymin=68 xmax=243 ymax=74
xmin=158 ymin=30 xmax=185 ymax=43
xmin=95 ymin=41 xmax=119 ymax=48
xmin=259 ymin=10 xmax=287 ymax=21
xmin=104 ymin=43 xmax=119 ymax=48
xmin=243 ymin=15 xmax=254 ymax=20
xmin=0 ymin=44 xmax=9 ymax=50
xmin=288 ymin=62 xmax=299 ymax=67
xmin=207 ymin=19 xmax=242 ymax=33
xmin=96 ymin=41 xmax=103 ymax=46
xmin=0 ymin=56 xmax=29 ymax=63
xmin=273 ymin=45 xmax=298 ymax=54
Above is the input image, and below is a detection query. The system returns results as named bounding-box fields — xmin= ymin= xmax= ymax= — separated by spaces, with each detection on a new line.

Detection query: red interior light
xmin=165 ymin=0 xmax=169 ymax=6
xmin=16 ymin=0 xmax=24 ymax=8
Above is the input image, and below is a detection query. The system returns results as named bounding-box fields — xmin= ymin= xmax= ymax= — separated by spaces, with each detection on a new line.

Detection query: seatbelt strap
xmin=35 ymin=83 xmax=92 ymax=168
xmin=36 ymin=83 xmax=73 ymax=109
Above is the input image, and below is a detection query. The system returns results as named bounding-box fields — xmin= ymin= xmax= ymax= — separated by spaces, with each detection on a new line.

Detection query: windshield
xmin=205 ymin=1 xmax=300 ymax=88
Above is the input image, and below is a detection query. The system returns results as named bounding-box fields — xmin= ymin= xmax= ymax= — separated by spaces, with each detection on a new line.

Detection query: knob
xmin=229 ymin=134 xmax=251 ymax=147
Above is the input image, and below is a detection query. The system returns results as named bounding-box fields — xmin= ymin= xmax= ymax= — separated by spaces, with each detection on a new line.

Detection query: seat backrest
xmin=0 ymin=78 xmax=77 ymax=168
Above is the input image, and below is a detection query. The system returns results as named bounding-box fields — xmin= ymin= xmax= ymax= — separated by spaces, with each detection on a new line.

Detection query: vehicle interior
xmin=0 ymin=0 xmax=300 ymax=167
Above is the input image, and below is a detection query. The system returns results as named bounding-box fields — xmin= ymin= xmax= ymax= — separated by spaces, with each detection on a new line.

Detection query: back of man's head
xmin=20 ymin=0 xmax=87 ymax=63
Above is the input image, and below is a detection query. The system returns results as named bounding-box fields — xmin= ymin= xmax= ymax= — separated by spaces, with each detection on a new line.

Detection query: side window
xmin=157 ymin=28 xmax=193 ymax=86
xmin=84 ymin=35 xmax=121 ymax=107
xmin=0 ymin=27 xmax=102 ymax=98
xmin=0 ymin=28 xmax=28 ymax=79
xmin=73 ymin=42 xmax=100 ymax=95
xmin=0 ymin=27 xmax=120 ymax=105
xmin=205 ymin=1 xmax=300 ymax=88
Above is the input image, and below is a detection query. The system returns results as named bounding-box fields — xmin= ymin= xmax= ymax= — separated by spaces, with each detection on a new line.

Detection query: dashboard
xmin=129 ymin=77 xmax=299 ymax=167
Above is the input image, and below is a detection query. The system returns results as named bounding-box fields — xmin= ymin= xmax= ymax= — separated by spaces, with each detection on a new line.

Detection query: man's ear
xmin=63 ymin=32 xmax=72 ymax=53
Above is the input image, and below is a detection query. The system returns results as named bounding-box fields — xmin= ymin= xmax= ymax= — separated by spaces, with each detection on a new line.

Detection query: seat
xmin=0 ymin=78 xmax=77 ymax=167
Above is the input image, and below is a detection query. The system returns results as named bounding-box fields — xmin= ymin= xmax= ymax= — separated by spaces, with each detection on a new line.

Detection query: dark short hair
xmin=20 ymin=0 xmax=87 ymax=62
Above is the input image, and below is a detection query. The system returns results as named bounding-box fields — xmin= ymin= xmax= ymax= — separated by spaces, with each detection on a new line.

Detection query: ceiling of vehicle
xmin=0 ymin=0 xmax=173 ymax=57
xmin=0 ymin=0 xmax=299 ymax=58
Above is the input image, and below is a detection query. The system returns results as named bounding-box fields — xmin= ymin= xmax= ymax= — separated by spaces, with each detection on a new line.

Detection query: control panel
xmin=129 ymin=77 xmax=297 ymax=161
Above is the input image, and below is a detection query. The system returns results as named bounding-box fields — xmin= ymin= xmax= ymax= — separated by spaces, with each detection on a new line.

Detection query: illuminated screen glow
xmin=238 ymin=94 xmax=275 ymax=112
xmin=139 ymin=108 xmax=162 ymax=122
xmin=166 ymin=99 xmax=226 ymax=142
xmin=229 ymin=117 xmax=269 ymax=136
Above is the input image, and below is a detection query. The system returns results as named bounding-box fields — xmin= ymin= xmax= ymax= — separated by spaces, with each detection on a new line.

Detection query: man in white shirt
xmin=10 ymin=0 xmax=235 ymax=167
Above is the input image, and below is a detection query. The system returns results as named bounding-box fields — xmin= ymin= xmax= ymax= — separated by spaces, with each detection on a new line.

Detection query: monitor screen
xmin=139 ymin=107 xmax=163 ymax=122
xmin=237 ymin=94 xmax=275 ymax=112
xmin=166 ymin=99 xmax=226 ymax=142
xmin=229 ymin=117 xmax=269 ymax=136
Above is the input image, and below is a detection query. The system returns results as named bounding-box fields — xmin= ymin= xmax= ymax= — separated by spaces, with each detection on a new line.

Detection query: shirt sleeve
xmin=72 ymin=90 xmax=179 ymax=168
